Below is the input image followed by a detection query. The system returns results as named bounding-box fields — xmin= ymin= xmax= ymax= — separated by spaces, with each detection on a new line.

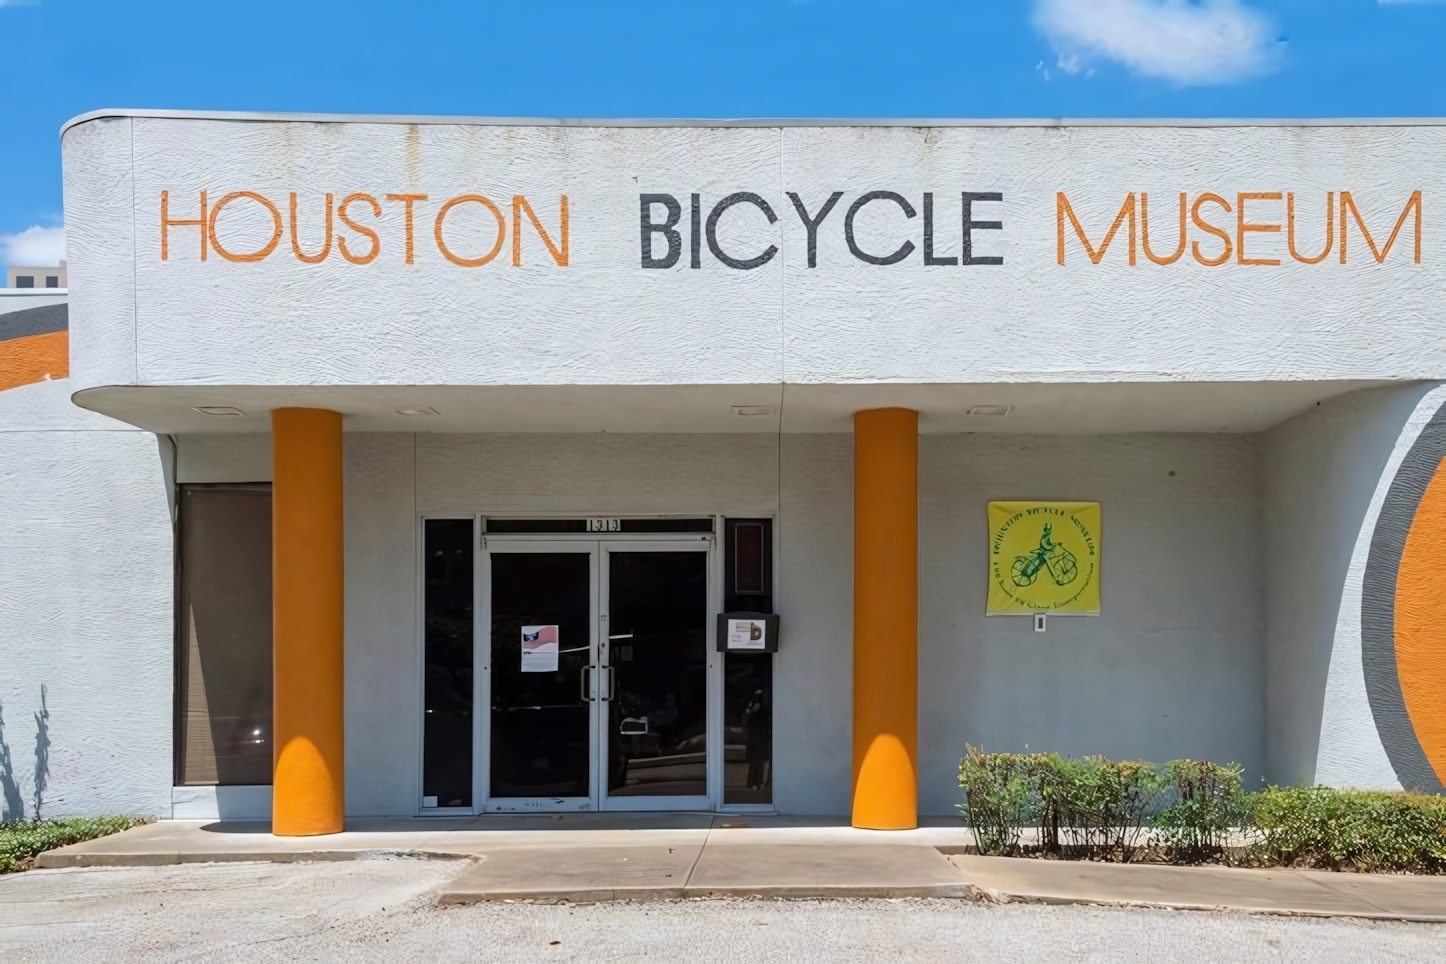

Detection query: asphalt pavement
xmin=2 ymin=859 xmax=1443 ymax=962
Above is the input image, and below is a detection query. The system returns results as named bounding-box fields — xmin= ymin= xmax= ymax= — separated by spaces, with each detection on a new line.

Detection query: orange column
xmin=271 ymin=408 xmax=345 ymax=835
xmin=852 ymin=408 xmax=919 ymax=830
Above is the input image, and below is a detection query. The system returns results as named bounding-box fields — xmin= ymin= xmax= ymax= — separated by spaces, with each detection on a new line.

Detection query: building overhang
xmin=73 ymin=380 xmax=1394 ymax=435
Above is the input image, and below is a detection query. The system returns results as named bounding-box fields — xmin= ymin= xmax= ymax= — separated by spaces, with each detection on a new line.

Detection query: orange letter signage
xmin=434 ymin=194 xmax=507 ymax=267
xmin=337 ymin=194 xmax=382 ymax=265
xmin=512 ymin=195 xmax=569 ymax=266
xmin=1236 ymin=192 xmax=1282 ymax=266
xmin=1341 ymin=191 xmax=1422 ymax=265
xmin=1190 ymin=193 xmax=1233 ymax=267
xmin=161 ymin=190 xmax=208 ymax=261
xmin=1287 ymin=192 xmax=1334 ymax=264
xmin=385 ymin=193 xmax=429 ymax=265
xmin=289 ymin=193 xmax=334 ymax=264
xmin=1057 ymin=193 xmax=1136 ymax=265
xmin=208 ymin=192 xmax=283 ymax=263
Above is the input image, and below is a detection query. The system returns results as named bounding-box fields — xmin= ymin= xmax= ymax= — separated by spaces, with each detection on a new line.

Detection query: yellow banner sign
xmin=987 ymin=502 xmax=1101 ymax=615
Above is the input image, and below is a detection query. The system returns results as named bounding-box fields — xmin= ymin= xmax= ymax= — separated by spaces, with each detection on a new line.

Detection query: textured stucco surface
xmin=1360 ymin=398 xmax=1446 ymax=794
xmin=1301 ymin=386 xmax=1445 ymax=790
xmin=61 ymin=116 xmax=135 ymax=391
xmin=918 ymin=434 xmax=1266 ymax=814
xmin=0 ymin=378 xmax=172 ymax=819
xmin=62 ymin=118 xmax=1446 ymax=397
xmin=1263 ymin=383 xmax=1443 ymax=789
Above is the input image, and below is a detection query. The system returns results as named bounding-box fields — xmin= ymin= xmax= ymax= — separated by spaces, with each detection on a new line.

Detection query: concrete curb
xmin=436 ymin=883 xmax=981 ymax=905
xmin=975 ymin=887 xmax=1446 ymax=924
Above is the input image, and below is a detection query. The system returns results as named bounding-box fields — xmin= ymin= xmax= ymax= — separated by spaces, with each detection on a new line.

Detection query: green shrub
xmin=0 ymin=816 xmax=146 ymax=873
xmin=959 ymin=749 xmax=1161 ymax=861
xmin=1037 ymin=755 xmax=1161 ymax=861
xmin=1251 ymin=786 xmax=1446 ymax=873
xmin=957 ymin=745 xmax=1033 ymax=856
xmin=1153 ymin=760 xmax=1249 ymax=863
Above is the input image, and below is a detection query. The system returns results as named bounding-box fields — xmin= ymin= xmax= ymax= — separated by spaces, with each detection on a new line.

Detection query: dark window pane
xmin=618 ymin=518 xmax=713 ymax=532
xmin=424 ymin=519 xmax=474 ymax=808
xmin=724 ymin=653 xmax=772 ymax=804
xmin=177 ymin=487 xmax=273 ymax=786
xmin=722 ymin=518 xmax=772 ymax=804
xmin=15 ymin=276 xmax=33 ymax=288
xmin=485 ymin=519 xmax=587 ymax=533
xmin=45 ymin=277 xmax=59 ymax=288
xmin=607 ymin=551 xmax=708 ymax=797
xmin=734 ymin=523 xmax=766 ymax=593
xmin=490 ymin=552 xmax=592 ymax=797
xmin=724 ymin=518 xmax=773 ymax=614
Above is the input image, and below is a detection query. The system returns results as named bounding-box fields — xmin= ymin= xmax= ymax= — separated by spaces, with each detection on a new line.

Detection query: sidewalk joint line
xmin=681 ymin=818 xmax=715 ymax=890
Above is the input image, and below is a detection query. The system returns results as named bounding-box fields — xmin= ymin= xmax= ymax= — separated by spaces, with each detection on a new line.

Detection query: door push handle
xmin=581 ymin=665 xmax=615 ymax=701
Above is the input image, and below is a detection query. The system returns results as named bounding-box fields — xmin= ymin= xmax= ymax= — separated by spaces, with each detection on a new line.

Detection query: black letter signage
xmin=962 ymin=192 xmax=1004 ymax=266
xmin=787 ymin=192 xmax=843 ymax=268
xmin=706 ymin=192 xmax=780 ymax=270
xmin=923 ymin=193 xmax=958 ymax=266
xmin=845 ymin=191 xmax=917 ymax=265
xmin=640 ymin=194 xmax=682 ymax=269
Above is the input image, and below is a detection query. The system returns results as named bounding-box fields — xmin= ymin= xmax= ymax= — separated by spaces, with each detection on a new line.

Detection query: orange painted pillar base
xmin=271 ymin=408 xmax=345 ymax=836
xmin=852 ymin=408 xmax=919 ymax=830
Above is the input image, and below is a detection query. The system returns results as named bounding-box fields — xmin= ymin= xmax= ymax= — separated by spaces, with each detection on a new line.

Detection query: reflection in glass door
xmin=486 ymin=548 xmax=596 ymax=809
xmin=602 ymin=546 xmax=711 ymax=810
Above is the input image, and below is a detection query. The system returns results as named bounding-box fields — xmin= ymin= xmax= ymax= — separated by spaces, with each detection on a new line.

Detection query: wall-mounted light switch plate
xmin=1034 ymin=613 xmax=1047 ymax=633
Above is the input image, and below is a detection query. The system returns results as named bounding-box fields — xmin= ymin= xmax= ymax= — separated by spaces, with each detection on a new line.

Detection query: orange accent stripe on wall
xmin=1393 ymin=455 xmax=1446 ymax=784
xmin=0 ymin=330 xmax=68 ymax=392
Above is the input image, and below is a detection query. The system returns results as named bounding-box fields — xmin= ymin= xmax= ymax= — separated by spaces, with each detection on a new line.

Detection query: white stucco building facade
xmin=3 ymin=112 xmax=1444 ymax=828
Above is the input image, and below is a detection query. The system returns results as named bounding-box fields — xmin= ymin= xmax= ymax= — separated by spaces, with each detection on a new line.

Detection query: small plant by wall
xmin=0 ymin=816 xmax=146 ymax=874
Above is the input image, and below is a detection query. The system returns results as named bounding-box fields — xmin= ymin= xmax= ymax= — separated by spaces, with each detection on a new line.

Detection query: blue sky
xmin=1 ymin=0 xmax=1443 ymax=267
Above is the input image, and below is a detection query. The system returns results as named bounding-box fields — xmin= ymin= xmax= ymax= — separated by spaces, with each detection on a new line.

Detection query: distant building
xmin=6 ymin=260 xmax=67 ymax=288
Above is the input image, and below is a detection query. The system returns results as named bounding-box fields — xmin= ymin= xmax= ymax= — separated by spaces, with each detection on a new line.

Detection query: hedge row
xmin=958 ymin=745 xmax=1446 ymax=873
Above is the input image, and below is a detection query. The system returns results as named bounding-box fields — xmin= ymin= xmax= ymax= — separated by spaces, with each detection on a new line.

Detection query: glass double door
xmin=482 ymin=539 xmax=712 ymax=811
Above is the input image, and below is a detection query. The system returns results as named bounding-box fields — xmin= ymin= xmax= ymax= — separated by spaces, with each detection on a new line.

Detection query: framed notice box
xmin=716 ymin=612 xmax=780 ymax=652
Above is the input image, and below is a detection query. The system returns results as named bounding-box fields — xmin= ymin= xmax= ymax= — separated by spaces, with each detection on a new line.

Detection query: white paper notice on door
xmin=520 ymin=625 xmax=560 ymax=672
xmin=727 ymin=618 xmax=767 ymax=650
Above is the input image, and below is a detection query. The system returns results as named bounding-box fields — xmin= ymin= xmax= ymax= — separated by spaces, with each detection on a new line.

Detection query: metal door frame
xmin=597 ymin=538 xmax=716 ymax=812
xmin=475 ymin=529 xmax=718 ymax=813
xmin=477 ymin=538 xmax=600 ymax=813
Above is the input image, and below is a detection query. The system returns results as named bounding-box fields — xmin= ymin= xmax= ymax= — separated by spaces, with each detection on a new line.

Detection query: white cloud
xmin=1 ymin=225 xmax=66 ymax=266
xmin=1034 ymin=0 xmax=1283 ymax=86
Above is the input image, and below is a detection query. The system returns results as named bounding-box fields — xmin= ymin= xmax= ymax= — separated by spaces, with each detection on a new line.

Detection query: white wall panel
xmin=61 ymin=117 xmax=136 ymax=390
xmin=1261 ymin=383 xmax=1433 ymax=788
xmin=0 ymin=381 xmax=171 ymax=819
xmin=918 ymin=433 xmax=1266 ymax=815
xmin=344 ymin=433 xmax=419 ymax=815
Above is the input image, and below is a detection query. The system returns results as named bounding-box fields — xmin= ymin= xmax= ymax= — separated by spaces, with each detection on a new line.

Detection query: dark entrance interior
xmin=606 ymin=551 xmax=708 ymax=797
xmin=489 ymin=553 xmax=592 ymax=798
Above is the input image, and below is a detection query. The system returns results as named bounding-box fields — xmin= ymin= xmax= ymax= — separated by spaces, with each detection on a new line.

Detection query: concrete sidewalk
xmin=34 ymin=815 xmax=1446 ymax=920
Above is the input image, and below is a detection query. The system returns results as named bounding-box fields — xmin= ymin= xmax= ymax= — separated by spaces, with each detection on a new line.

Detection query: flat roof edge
xmin=59 ymin=108 xmax=1446 ymax=137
